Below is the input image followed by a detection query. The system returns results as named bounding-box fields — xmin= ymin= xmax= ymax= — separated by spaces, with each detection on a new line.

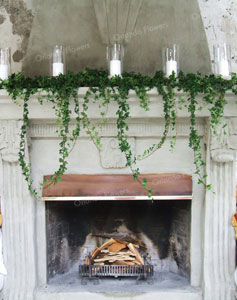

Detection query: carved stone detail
xmin=211 ymin=149 xmax=235 ymax=162
xmin=0 ymin=120 xmax=36 ymax=299
xmin=29 ymin=119 xmax=205 ymax=138
xmin=210 ymin=118 xmax=237 ymax=162
xmin=0 ymin=120 xmax=21 ymax=163
xmin=93 ymin=0 xmax=143 ymax=44
xmin=100 ymin=137 xmax=135 ymax=168
xmin=203 ymin=119 xmax=236 ymax=300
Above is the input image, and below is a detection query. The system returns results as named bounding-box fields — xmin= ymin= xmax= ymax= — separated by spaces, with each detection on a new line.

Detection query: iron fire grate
xmin=79 ymin=264 xmax=154 ymax=279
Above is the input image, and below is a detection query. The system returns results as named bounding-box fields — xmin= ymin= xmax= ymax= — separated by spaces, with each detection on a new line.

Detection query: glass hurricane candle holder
xmin=214 ymin=43 xmax=231 ymax=79
xmin=52 ymin=45 xmax=65 ymax=76
xmin=162 ymin=44 xmax=179 ymax=77
xmin=106 ymin=44 xmax=124 ymax=77
xmin=0 ymin=47 xmax=11 ymax=80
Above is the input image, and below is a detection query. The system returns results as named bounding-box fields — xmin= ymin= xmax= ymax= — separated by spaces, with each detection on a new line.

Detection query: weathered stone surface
xmin=23 ymin=0 xmax=210 ymax=76
xmin=0 ymin=120 xmax=21 ymax=162
xmin=0 ymin=0 xmax=236 ymax=75
xmin=0 ymin=14 xmax=5 ymax=24
xmin=0 ymin=95 xmax=236 ymax=300
xmin=0 ymin=120 xmax=36 ymax=300
xmin=12 ymin=49 xmax=24 ymax=62
xmin=100 ymin=137 xmax=135 ymax=168
xmin=93 ymin=0 xmax=143 ymax=44
xmin=203 ymin=119 xmax=237 ymax=300
xmin=210 ymin=118 xmax=237 ymax=163
xmin=198 ymin=0 xmax=237 ymax=73
xmin=0 ymin=0 xmax=34 ymax=72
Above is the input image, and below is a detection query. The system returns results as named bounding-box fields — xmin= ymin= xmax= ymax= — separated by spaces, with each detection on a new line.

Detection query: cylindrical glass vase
xmin=214 ymin=43 xmax=231 ymax=79
xmin=52 ymin=45 xmax=65 ymax=76
xmin=106 ymin=44 xmax=124 ymax=77
xmin=162 ymin=44 xmax=179 ymax=77
xmin=0 ymin=47 xmax=11 ymax=80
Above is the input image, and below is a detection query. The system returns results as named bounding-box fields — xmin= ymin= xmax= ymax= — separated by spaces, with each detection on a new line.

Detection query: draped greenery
xmin=1 ymin=69 xmax=236 ymax=199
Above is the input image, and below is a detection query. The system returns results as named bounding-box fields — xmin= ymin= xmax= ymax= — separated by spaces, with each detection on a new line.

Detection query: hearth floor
xmin=46 ymin=264 xmax=194 ymax=294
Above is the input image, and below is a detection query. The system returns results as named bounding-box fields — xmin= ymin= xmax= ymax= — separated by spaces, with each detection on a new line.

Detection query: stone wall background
xmin=198 ymin=0 xmax=237 ymax=73
xmin=0 ymin=0 xmax=236 ymax=75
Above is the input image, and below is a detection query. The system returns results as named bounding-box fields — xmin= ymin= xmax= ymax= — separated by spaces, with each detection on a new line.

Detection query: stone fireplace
xmin=46 ymin=200 xmax=191 ymax=285
xmin=43 ymin=174 xmax=192 ymax=287
xmin=0 ymin=88 xmax=236 ymax=300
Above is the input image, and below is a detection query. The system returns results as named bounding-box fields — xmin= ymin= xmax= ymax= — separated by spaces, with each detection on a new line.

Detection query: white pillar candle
xmin=52 ymin=62 xmax=64 ymax=76
xmin=0 ymin=64 xmax=9 ymax=80
xmin=218 ymin=59 xmax=229 ymax=77
xmin=166 ymin=60 xmax=177 ymax=77
xmin=110 ymin=59 xmax=121 ymax=77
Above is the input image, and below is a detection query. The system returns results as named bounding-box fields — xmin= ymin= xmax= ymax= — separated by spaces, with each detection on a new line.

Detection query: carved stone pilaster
xmin=0 ymin=120 xmax=36 ymax=300
xmin=0 ymin=120 xmax=21 ymax=163
xmin=203 ymin=118 xmax=237 ymax=300
xmin=210 ymin=118 xmax=237 ymax=163
xmin=100 ymin=137 xmax=135 ymax=168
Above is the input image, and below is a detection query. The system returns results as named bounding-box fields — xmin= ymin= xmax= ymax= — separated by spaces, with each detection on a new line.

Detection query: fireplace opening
xmin=46 ymin=199 xmax=191 ymax=290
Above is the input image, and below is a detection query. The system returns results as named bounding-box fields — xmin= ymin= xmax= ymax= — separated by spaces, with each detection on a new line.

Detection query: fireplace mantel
xmin=0 ymin=90 xmax=236 ymax=300
xmin=42 ymin=174 xmax=192 ymax=201
xmin=0 ymin=88 xmax=236 ymax=120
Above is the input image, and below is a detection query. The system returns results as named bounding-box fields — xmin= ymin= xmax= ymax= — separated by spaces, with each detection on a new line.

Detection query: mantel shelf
xmin=0 ymin=88 xmax=236 ymax=120
xmin=42 ymin=174 xmax=192 ymax=201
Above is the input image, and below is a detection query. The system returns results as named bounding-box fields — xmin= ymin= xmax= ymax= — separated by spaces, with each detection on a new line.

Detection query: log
xmin=108 ymin=242 xmax=127 ymax=253
xmin=127 ymin=243 xmax=144 ymax=265
xmin=94 ymin=256 xmax=135 ymax=263
xmin=108 ymin=257 xmax=135 ymax=263
xmin=99 ymin=238 xmax=116 ymax=251
xmin=108 ymin=251 xmax=136 ymax=256
xmin=91 ymin=247 xmax=101 ymax=262
xmin=93 ymin=233 xmax=146 ymax=249
xmin=101 ymin=249 xmax=109 ymax=253
xmin=114 ymin=238 xmax=128 ymax=246
xmin=85 ymin=247 xmax=100 ymax=264
xmin=86 ymin=239 xmax=145 ymax=266
xmin=112 ymin=260 xmax=135 ymax=266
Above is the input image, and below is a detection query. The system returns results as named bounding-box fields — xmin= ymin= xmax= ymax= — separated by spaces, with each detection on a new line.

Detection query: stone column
xmin=203 ymin=118 xmax=237 ymax=300
xmin=0 ymin=120 xmax=36 ymax=300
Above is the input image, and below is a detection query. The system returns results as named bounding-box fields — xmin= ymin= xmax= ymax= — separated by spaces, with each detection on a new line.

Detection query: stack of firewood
xmin=85 ymin=237 xmax=145 ymax=266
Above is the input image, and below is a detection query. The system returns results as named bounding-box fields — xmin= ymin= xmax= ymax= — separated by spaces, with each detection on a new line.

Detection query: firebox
xmin=43 ymin=174 xmax=192 ymax=291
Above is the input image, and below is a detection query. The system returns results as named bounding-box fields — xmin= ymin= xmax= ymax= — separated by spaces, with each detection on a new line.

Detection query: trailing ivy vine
xmin=0 ymin=69 xmax=236 ymax=199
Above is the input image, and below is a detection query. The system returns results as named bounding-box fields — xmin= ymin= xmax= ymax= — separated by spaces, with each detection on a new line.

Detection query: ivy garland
xmin=0 ymin=69 xmax=236 ymax=199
